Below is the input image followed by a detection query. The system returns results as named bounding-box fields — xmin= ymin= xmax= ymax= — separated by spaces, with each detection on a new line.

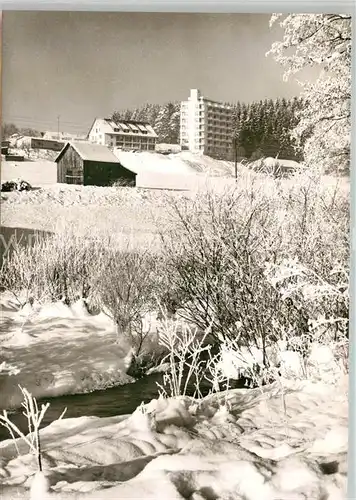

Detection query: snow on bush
xmin=267 ymin=14 xmax=351 ymax=174
xmin=94 ymin=244 xmax=160 ymax=359
xmin=1 ymin=169 xmax=349 ymax=388
xmin=158 ymin=173 xmax=349 ymax=386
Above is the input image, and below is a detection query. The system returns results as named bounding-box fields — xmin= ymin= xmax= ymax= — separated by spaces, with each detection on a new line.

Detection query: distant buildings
xmin=43 ymin=131 xmax=87 ymax=142
xmin=87 ymin=118 xmax=158 ymax=151
xmin=8 ymin=132 xmax=88 ymax=152
xmin=155 ymin=143 xmax=182 ymax=154
xmin=55 ymin=141 xmax=137 ymax=186
xmin=180 ymin=89 xmax=234 ymax=159
xmin=31 ymin=138 xmax=65 ymax=151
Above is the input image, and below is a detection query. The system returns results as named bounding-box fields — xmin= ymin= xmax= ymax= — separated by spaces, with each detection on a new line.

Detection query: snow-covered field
xmin=0 ymin=376 xmax=348 ymax=499
xmin=1 ymin=153 xmax=240 ymax=244
xmin=1 ymin=157 xmax=348 ymax=253
xmin=1 ymin=183 xmax=170 ymax=250
xmin=1 ymin=151 xmax=241 ymax=192
xmin=1 ymin=161 xmax=57 ymax=186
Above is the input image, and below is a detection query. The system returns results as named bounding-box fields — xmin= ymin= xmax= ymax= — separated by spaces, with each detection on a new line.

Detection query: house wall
xmin=84 ymin=161 xmax=136 ymax=187
xmin=88 ymin=119 xmax=157 ymax=151
xmin=57 ymin=146 xmax=84 ymax=184
xmin=87 ymin=120 xmax=107 ymax=145
xmin=107 ymin=133 xmax=156 ymax=151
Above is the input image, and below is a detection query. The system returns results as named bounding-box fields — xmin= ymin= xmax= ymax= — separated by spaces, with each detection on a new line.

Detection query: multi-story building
xmin=180 ymin=89 xmax=234 ymax=159
xmin=87 ymin=118 xmax=157 ymax=151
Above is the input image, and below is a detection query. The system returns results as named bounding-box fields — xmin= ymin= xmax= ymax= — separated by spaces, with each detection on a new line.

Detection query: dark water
xmin=0 ymin=372 xmax=213 ymax=442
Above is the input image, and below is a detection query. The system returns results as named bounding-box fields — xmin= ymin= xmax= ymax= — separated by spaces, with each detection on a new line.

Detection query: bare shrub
xmin=0 ymin=387 xmax=66 ymax=499
xmin=0 ymin=386 xmax=66 ymax=469
xmin=0 ymin=226 xmax=111 ymax=306
xmin=95 ymin=244 xmax=160 ymax=358
xmin=159 ymin=184 xmax=287 ymax=361
xmin=159 ymin=172 xmax=349 ymax=370
xmin=156 ymin=315 xmax=213 ymax=398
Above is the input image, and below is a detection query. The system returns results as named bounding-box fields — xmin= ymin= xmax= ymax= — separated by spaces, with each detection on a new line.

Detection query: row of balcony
xmin=192 ymin=138 xmax=234 ymax=145
xmin=181 ymin=111 xmax=232 ymax=119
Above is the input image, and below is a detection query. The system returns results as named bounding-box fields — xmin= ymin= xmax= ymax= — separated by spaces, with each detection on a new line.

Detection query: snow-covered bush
xmin=156 ymin=315 xmax=213 ymax=398
xmin=159 ymin=184 xmax=283 ymax=356
xmin=0 ymin=387 xmax=66 ymax=499
xmin=265 ymin=258 xmax=349 ymax=342
xmin=264 ymin=257 xmax=349 ymax=380
xmin=0 ymin=226 xmax=113 ymax=307
xmin=267 ymin=14 xmax=351 ymax=174
xmin=159 ymin=173 xmax=349 ymax=371
xmin=95 ymin=245 xmax=161 ymax=358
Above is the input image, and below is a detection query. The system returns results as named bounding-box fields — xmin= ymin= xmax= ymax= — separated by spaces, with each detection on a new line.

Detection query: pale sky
xmin=2 ymin=11 xmax=305 ymax=135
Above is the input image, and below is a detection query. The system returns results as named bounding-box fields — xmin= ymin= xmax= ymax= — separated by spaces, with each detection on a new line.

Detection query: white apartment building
xmin=87 ymin=118 xmax=157 ymax=151
xmin=180 ymin=89 xmax=234 ymax=159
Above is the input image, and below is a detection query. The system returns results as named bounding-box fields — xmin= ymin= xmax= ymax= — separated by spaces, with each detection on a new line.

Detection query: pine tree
xmin=168 ymin=103 xmax=181 ymax=144
xmin=154 ymin=104 xmax=172 ymax=142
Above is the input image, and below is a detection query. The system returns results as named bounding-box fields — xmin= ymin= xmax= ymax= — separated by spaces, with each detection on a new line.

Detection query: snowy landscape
xmin=0 ymin=11 xmax=352 ymax=500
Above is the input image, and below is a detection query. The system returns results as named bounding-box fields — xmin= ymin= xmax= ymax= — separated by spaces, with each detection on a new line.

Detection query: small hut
xmin=55 ymin=142 xmax=136 ymax=186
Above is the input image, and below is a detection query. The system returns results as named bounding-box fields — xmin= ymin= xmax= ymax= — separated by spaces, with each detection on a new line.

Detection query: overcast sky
xmin=2 ymin=11 xmax=305 ymax=135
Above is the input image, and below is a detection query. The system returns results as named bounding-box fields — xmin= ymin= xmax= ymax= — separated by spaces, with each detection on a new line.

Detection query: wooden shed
xmin=55 ymin=142 xmax=137 ymax=187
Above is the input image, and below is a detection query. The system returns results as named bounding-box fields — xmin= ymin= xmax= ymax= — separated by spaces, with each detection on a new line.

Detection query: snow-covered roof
xmin=108 ymin=119 xmax=157 ymax=138
xmin=89 ymin=118 xmax=157 ymax=138
xmin=55 ymin=141 xmax=122 ymax=163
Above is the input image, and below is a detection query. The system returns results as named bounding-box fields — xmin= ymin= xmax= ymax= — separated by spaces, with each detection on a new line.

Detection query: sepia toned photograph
xmin=0 ymin=10 xmax=351 ymax=499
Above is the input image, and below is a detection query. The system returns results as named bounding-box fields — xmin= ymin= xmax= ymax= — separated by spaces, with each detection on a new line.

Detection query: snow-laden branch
xmin=267 ymin=13 xmax=351 ymax=174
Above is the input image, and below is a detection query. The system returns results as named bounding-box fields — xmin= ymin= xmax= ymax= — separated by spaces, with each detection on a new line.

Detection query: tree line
xmin=112 ymin=14 xmax=351 ymax=174
xmin=111 ymin=97 xmax=305 ymax=161
xmin=1 ymin=123 xmax=42 ymax=140
xmin=112 ymin=103 xmax=181 ymax=145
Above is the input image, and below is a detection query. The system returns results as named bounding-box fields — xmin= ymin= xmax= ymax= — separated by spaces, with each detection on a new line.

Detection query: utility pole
xmin=234 ymin=137 xmax=238 ymax=182
xmin=57 ymin=115 xmax=60 ymax=140
xmin=231 ymin=112 xmax=240 ymax=182
xmin=232 ymin=133 xmax=239 ymax=182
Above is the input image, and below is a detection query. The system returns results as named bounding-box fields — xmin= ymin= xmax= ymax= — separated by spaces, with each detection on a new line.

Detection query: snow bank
xmin=1 ymin=161 xmax=57 ymax=187
xmin=0 ymin=298 xmax=134 ymax=409
xmin=0 ymin=378 xmax=348 ymax=499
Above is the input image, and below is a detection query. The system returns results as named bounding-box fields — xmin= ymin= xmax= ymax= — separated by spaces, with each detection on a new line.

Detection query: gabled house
xmin=87 ymin=118 xmax=158 ymax=151
xmin=55 ymin=141 xmax=137 ymax=186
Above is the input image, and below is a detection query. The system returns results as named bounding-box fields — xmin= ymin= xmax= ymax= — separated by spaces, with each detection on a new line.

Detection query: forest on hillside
xmin=112 ymin=97 xmax=305 ymax=161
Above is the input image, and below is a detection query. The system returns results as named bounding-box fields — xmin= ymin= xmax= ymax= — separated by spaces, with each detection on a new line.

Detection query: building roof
xmin=55 ymin=141 xmax=123 ymax=164
xmin=88 ymin=117 xmax=158 ymax=138
xmin=105 ymin=118 xmax=158 ymax=137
